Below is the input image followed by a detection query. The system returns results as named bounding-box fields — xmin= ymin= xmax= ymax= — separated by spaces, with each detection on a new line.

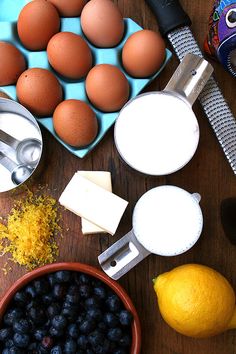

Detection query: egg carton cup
xmin=0 ymin=0 xmax=172 ymax=158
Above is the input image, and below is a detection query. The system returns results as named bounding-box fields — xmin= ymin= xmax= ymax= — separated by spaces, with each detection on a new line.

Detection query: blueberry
xmin=48 ymin=274 xmax=57 ymax=287
xmin=113 ymin=349 xmax=126 ymax=354
xmin=38 ymin=344 xmax=49 ymax=354
xmin=28 ymin=342 xmax=38 ymax=350
xmin=2 ymin=349 xmax=10 ymax=354
xmin=104 ymin=313 xmax=119 ymax=328
xmin=79 ymin=284 xmax=92 ymax=299
xmin=13 ymin=319 xmax=30 ymax=334
xmin=54 ymin=271 xmax=71 ymax=283
xmin=34 ymin=329 xmax=47 ymax=341
xmin=28 ymin=307 xmax=46 ymax=325
xmin=49 ymin=327 xmax=63 ymax=338
xmin=64 ymin=339 xmax=77 ymax=353
xmin=13 ymin=333 xmax=29 ymax=348
xmin=25 ymin=285 xmax=37 ymax=298
xmin=107 ymin=328 xmax=123 ymax=342
xmin=106 ymin=295 xmax=121 ymax=313
xmin=68 ymin=285 xmax=79 ymax=295
xmin=86 ymin=350 xmax=94 ymax=354
xmin=94 ymin=286 xmax=106 ymax=300
xmin=65 ymin=293 xmax=80 ymax=304
xmin=33 ymin=278 xmax=50 ymax=295
xmin=0 ymin=328 xmax=12 ymax=341
xmin=76 ymin=315 xmax=85 ymax=325
xmin=5 ymin=339 xmax=14 ymax=348
xmin=9 ymin=347 xmax=23 ymax=354
xmin=77 ymin=334 xmax=88 ymax=349
xmin=52 ymin=315 xmax=67 ymax=330
xmin=41 ymin=336 xmax=54 ymax=349
xmin=4 ymin=308 xmax=23 ymax=326
xmin=86 ymin=308 xmax=102 ymax=322
xmin=88 ymin=330 xmax=104 ymax=346
xmin=119 ymin=334 xmax=131 ymax=347
xmin=50 ymin=345 xmax=63 ymax=354
xmin=79 ymin=319 xmax=96 ymax=334
xmin=97 ymin=322 xmax=107 ymax=333
xmin=42 ymin=293 xmax=54 ymax=305
xmin=26 ymin=299 xmax=40 ymax=311
xmin=47 ymin=303 xmax=61 ymax=318
xmin=119 ymin=310 xmax=133 ymax=326
xmin=67 ymin=323 xmax=78 ymax=339
xmin=13 ymin=291 xmax=28 ymax=306
xmin=75 ymin=273 xmax=90 ymax=285
xmin=61 ymin=305 xmax=78 ymax=321
xmin=53 ymin=284 xmax=66 ymax=299
xmin=84 ymin=297 xmax=101 ymax=309
xmin=93 ymin=339 xmax=110 ymax=354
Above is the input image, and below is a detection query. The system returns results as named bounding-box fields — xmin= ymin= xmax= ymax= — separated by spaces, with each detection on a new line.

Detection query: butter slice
xmin=77 ymin=171 xmax=112 ymax=234
xmin=59 ymin=173 xmax=128 ymax=235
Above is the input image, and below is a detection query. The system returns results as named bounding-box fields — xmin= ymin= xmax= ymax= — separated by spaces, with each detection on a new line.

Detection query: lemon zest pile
xmin=0 ymin=191 xmax=61 ymax=270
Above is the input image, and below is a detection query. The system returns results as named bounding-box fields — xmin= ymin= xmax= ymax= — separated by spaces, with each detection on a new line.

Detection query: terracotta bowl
xmin=0 ymin=262 xmax=141 ymax=354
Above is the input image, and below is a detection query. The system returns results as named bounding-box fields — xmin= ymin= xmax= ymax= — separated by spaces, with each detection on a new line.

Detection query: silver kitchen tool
xmin=114 ymin=53 xmax=213 ymax=176
xmin=0 ymin=129 xmax=41 ymax=167
xmin=0 ymin=151 xmax=33 ymax=185
xmin=0 ymin=98 xmax=43 ymax=193
xmin=98 ymin=185 xmax=203 ymax=280
xmin=146 ymin=0 xmax=236 ymax=175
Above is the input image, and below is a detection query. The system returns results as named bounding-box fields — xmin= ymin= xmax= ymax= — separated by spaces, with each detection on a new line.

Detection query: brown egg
xmin=17 ymin=0 xmax=60 ymax=51
xmin=16 ymin=68 xmax=63 ymax=117
xmin=122 ymin=30 xmax=166 ymax=78
xmin=47 ymin=32 xmax=92 ymax=79
xmin=85 ymin=64 xmax=130 ymax=112
xmin=48 ymin=0 xmax=87 ymax=17
xmin=81 ymin=0 xmax=124 ymax=47
xmin=0 ymin=91 xmax=11 ymax=99
xmin=0 ymin=42 xmax=26 ymax=86
xmin=53 ymin=99 xmax=98 ymax=147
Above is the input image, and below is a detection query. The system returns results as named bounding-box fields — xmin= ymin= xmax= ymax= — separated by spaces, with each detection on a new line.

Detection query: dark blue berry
xmin=119 ymin=334 xmax=131 ymax=347
xmin=49 ymin=327 xmax=63 ymax=338
xmin=94 ymin=286 xmax=106 ymax=300
xmin=64 ymin=339 xmax=77 ymax=353
xmin=106 ymin=295 xmax=121 ymax=313
xmin=28 ymin=307 xmax=46 ymax=325
xmin=25 ymin=285 xmax=37 ymax=298
xmin=28 ymin=342 xmax=38 ymax=350
xmin=97 ymin=322 xmax=107 ymax=333
xmin=86 ymin=350 xmax=94 ymax=354
xmin=42 ymin=293 xmax=54 ymax=305
xmin=34 ymin=328 xmax=47 ymax=341
xmin=4 ymin=308 xmax=23 ymax=326
xmin=2 ymin=349 xmax=10 ymax=354
xmin=107 ymin=328 xmax=123 ymax=342
xmin=119 ymin=310 xmax=133 ymax=326
xmin=9 ymin=347 xmax=23 ymax=354
xmin=84 ymin=297 xmax=100 ymax=309
xmin=88 ymin=330 xmax=104 ymax=346
xmin=52 ymin=315 xmax=67 ymax=330
xmin=13 ymin=291 xmax=28 ymax=306
xmin=113 ymin=349 xmax=126 ymax=354
xmin=79 ymin=319 xmax=96 ymax=334
xmin=33 ymin=279 xmax=50 ymax=295
xmin=54 ymin=271 xmax=71 ymax=283
xmin=13 ymin=333 xmax=29 ymax=348
xmin=47 ymin=303 xmax=61 ymax=318
xmin=79 ymin=284 xmax=92 ymax=298
xmin=67 ymin=323 xmax=78 ymax=338
xmin=65 ymin=293 xmax=80 ymax=304
xmin=76 ymin=315 xmax=84 ymax=325
xmin=50 ymin=345 xmax=63 ymax=354
xmin=104 ymin=312 xmax=119 ymax=328
xmin=0 ymin=328 xmax=12 ymax=341
xmin=53 ymin=284 xmax=66 ymax=299
xmin=41 ymin=336 xmax=54 ymax=349
xmin=13 ymin=319 xmax=30 ymax=334
xmin=93 ymin=339 xmax=110 ymax=354
xmin=68 ymin=285 xmax=79 ymax=295
xmin=5 ymin=339 xmax=14 ymax=348
xmin=48 ymin=274 xmax=57 ymax=287
xmin=86 ymin=308 xmax=102 ymax=322
xmin=75 ymin=273 xmax=90 ymax=285
xmin=77 ymin=334 xmax=88 ymax=349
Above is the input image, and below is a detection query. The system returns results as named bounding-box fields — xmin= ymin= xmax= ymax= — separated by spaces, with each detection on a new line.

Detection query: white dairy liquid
xmin=132 ymin=185 xmax=203 ymax=256
xmin=114 ymin=92 xmax=199 ymax=176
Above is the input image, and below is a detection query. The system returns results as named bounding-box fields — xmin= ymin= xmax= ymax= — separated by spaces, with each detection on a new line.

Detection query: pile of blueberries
xmin=0 ymin=270 xmax=133 ymax=353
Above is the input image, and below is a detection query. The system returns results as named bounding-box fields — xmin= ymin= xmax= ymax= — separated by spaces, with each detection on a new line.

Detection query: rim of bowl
xmin=0 ymin=262 xmax=141 ymax=354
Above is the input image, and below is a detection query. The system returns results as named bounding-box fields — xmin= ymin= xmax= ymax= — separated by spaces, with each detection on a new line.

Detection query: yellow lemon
xmin=154 ymin=264 xmax=236 ymax=338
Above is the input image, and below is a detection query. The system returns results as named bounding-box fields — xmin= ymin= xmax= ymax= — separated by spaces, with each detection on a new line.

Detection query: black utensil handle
xmin=145 ymin=0 xmax=191 ymax=36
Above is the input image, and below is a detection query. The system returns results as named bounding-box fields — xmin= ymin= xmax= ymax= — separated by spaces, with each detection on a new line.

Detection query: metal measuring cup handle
xmin=98 ymin=230 xmax=151 ymax=280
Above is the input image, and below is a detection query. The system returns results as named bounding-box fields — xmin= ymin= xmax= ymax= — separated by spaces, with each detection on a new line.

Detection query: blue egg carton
xmin=0 ymin=0 xmax=172 ymax=158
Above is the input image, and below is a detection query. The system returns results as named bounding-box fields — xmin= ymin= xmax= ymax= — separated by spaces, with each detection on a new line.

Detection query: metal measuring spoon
xmin=221 ymin=198 xmax=236 ymax=245
xmin=0 ymin=129 xmax=42 ymax=167
xmin=0 ymin=151 xmax=33 ymax=185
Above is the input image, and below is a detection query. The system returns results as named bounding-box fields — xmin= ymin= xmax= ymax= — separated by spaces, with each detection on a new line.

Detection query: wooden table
xmin=1 ymin=1 xmax=236 ymax=353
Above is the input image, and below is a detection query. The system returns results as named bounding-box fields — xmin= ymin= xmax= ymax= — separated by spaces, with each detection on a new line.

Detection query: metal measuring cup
xmin=98 ymin=186 xmax=203 ymax=280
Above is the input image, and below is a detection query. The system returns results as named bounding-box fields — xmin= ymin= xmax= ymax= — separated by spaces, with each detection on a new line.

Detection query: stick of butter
xmin=59 ymin=173 xmax=128 ymax=235
xmin=77 ymin=171 xmax=112 ymax=235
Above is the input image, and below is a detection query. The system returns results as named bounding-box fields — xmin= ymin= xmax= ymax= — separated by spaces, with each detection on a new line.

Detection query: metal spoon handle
xmin=0 ymin=129 xmax=19 ymax=150
xmin=0 ymin=151 xmax=17 ymax=172
xmin=98 ymin=230 xmax=151 ymax=280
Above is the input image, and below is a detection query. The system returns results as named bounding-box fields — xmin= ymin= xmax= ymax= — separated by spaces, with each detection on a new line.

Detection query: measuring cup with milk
xmin=98 ymin=185 xmax=203 ymax=280
xmin=114 ymin=53 xmax=213 ymax=175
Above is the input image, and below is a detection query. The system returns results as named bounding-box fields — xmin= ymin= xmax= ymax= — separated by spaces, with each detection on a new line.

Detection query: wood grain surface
xmin=1 ymin=1 xmax=236 ymax=353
